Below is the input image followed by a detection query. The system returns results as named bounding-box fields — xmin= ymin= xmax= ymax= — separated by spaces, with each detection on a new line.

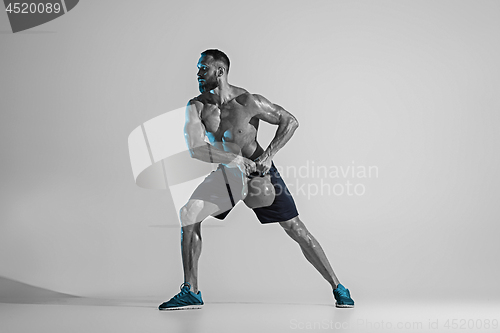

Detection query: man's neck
xmin=209 ymin=81 xmax=234 ymax=105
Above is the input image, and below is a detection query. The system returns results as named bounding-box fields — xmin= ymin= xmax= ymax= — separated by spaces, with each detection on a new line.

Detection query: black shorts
xmin=189 ymin=162 xmax=299 ymax=224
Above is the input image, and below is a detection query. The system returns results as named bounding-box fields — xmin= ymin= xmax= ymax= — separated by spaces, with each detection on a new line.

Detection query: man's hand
xmin=254 ymin=153 xmax=273 ymax=175
xmin=233 ymin=155 xmax=257 ymax=177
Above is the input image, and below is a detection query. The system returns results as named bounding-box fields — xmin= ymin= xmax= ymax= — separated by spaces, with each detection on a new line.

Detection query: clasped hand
xmin=234 ymin=153 xmax=272 ymax=177
xmin=254 ymin=154 xmax=272 ymax=176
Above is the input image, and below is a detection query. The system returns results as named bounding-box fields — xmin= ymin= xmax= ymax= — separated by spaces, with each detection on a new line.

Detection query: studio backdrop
xmin=1 ymin=0 xmax=499 ymax=304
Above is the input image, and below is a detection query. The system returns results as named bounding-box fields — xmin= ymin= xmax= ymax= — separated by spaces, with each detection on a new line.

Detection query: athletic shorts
xmin=189 ymin=161 xmax=299 ymax=224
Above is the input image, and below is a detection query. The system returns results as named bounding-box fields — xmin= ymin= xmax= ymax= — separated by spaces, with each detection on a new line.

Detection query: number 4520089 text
xmin=5 ymin=2 xmax=62 ymax=14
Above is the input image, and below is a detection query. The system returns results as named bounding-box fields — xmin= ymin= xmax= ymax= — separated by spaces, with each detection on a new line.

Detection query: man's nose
xmin=197 ymin=68 xmax=204 ymax=76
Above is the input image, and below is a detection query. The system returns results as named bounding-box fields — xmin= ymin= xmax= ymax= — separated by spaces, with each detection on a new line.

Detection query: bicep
xmin=184 ymin=101 xmax=207 ymax=150
xmin=253 ymin=94 xmax=298 ymax=126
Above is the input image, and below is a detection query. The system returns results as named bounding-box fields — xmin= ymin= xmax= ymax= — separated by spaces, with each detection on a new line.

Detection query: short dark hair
xmin=201 ymin=49 xmax=230 ymax=72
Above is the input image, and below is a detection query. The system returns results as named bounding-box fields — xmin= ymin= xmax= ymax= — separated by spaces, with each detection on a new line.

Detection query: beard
xmin=198 ymin=76 xmax=218 ymax=93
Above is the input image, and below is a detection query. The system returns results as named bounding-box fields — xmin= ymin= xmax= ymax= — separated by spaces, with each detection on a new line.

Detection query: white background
xmin=1 ymin=0 xmax=499 ymax=305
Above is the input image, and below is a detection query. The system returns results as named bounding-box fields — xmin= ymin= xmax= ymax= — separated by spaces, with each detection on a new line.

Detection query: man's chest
xmin=200 ymin=101 xmax=256 ymax=135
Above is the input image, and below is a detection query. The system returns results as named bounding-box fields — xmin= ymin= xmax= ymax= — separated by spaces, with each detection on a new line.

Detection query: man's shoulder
xmin=233 ymin=88 xmax=261 ymax=106
xmin=186 ymin=95 xmax=209 ymax=116
xmin=237 ymin=92 xmax=271 ymax=106
xmin=189 ymin=94 xmax=207 ymax=106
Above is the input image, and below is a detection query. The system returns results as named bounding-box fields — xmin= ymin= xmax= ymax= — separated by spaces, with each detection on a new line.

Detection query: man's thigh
xmin=181 ymin=199 xmax=221 ymax=226
xmin=252 ymin=162 xmax=299 ymax=224
xmin=188 ymin=165 xmax=245 ymax=221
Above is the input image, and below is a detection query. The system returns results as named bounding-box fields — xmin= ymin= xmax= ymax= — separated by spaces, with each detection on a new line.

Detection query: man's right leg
xmin=179 ymin=199 xmax=220 ymax=293
xmin=159 ymin=199 xmax=221 ymax=310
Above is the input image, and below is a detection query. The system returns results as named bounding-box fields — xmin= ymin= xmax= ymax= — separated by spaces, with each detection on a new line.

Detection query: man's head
xmin=197 ymin=49 xmax=230 ymax=93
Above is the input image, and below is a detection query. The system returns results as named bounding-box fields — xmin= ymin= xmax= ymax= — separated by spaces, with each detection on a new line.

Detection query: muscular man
xmin=158 ymin=49 xmax=354 ymax=310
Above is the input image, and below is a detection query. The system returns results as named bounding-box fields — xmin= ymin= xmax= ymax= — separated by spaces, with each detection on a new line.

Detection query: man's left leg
xmin=252 ymin=162 xmax=354 ymax=307
xmin=279 ymin=216 xmax=339 ymax=288
xmin=279 ymin=216 xmax=354 ymax=307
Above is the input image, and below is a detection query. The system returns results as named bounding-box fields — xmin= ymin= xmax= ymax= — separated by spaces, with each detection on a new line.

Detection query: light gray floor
xmin=1 ymin=297 xmax=499 ymax=333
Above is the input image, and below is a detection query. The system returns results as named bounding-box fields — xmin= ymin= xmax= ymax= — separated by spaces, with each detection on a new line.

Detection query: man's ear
xmin=217 ymin=67 xmax=225 ymax=77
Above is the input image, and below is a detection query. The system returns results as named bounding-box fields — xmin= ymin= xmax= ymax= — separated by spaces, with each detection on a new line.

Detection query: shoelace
xmin=336 ymin=288 xmax=350 ymax=298
xmin=172 ymin=282 xmax=191 ymax=299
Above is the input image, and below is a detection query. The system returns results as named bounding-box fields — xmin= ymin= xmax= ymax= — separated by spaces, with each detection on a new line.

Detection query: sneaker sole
xmin=159 ymin=304 xmax=204 ymax=311
xmin=335 ymin=302 xmax=354 ymax=308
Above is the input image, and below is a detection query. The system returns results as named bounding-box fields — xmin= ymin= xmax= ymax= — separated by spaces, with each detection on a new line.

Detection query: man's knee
xmin=280 ymin=218 xmax=313 ymax=246
xmin=180 ymin=200 xmax=204 ymax=227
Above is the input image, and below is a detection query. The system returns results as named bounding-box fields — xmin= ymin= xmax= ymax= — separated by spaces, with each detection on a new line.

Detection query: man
xmin=159 ymin=49 xmax=354 ymax=310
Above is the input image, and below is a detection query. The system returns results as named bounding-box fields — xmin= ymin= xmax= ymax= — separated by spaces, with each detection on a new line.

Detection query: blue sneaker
xmin=158 ymin=282 xmax=204 ymax=311
xmin=333 ymin=284 xmax=354 ymax=308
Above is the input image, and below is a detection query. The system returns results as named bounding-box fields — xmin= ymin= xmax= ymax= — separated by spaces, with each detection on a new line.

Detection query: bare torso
xmin=194 ymin=88 xmax=263 ymax=159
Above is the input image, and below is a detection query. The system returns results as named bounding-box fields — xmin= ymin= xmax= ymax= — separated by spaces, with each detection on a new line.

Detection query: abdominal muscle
xmin=210 ymin=138 xmax=259 ymax=160
xmin=204 ymin=109 xmax=260 ymax=160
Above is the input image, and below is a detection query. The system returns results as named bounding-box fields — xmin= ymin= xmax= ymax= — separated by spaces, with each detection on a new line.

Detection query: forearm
xmin=263 ymin=117 xmax=299 ymax=159
xmin=190 ymin=143 xmax=240 ymax=165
